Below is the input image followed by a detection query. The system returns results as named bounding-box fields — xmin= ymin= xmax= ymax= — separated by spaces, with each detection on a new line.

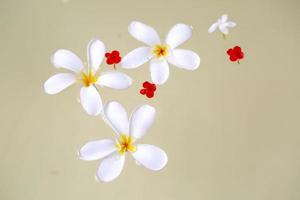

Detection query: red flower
xmin=105 ymin=50 xmax=122 ymax=67
xmin=140 ymin=81 xmax=156 ymax=98
xmin=227 ymin=46 xmax=244 ymax=63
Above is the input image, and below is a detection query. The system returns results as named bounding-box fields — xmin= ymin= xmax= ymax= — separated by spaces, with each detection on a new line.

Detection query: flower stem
xmin=222 ymin=33 xmax=226 ymax=40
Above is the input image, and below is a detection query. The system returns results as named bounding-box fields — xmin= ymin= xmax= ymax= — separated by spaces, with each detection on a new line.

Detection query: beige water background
xmin=0 ymin=0 xmax=300 ymax=199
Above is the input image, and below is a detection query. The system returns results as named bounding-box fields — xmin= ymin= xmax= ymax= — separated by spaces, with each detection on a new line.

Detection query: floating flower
xmin=44 ymin=39 xmax=133 ymax=116
xmin=79 ymin=101 xmax=168 ymax=182
xmin=140 ymin=81 xmax=156 ymax=98
xmin=227 ymin=46 xmax=244 ymax=63
xmin=121 ymin=21 xmax=200 ymax=85
xmin=208 ymin=14 xmax=236 ymax=37
xmin=105 ymin=50 xmax=122 ymax=69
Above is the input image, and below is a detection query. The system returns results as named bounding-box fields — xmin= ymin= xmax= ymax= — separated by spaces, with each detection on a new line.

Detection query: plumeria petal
xmin=167 ymin=49 xmax=200 ymax=70
xmin=121 ymin=47 xmax=151 ymax=69
xmin=44 ymin=73 xmax=76 ymax=94
xmin=150 ymin=59 xmax=169 ymax=85
xmin=97 ymin=153 xmax=125 ymax=182
xmin=165 ymin=24 xmax=192 ymax=49
xmin=225 ymin=21 xmax=236 ymax=28
xmin=208 ymin=22 xmax=219 ymax=33
xmin=97 ymin=71 xmax=132 ymax=89
xmin=104 ymin=101 xmax=129 ymax=136
xmin=221 ymin=14 xmax=228 ymax=23
xmin=80 ymin=86 xmax=102 ymax=116
xmin=79 ymin=139 xmax=116 ymax=161
xmin=87 ymin=39 xmax=105 ymax=72
xmin=51 ymin=49 xmax=83 ymax=73
xmin=131 ymin=144 xmax=167 ymax=171
xmin=128 ymin=21 xmax=161 ymax=46
xmin=219 ymin=24 xmax=229 ymax=34
xmin=130 ymin=104 xmax=155 ymax=139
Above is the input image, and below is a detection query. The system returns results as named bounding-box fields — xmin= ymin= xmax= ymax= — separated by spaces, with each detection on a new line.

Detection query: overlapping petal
xmin=97 ymin=71 xmax=132 ymax=89
xmin=80 ymin=86 xmax=102 ymax=116
xmin=225 ymin=21 xmax=237 ymax=28
xmin=79 ymin=139 xmax=116 ymax=161
xmin=165 ymin=24 xmax=192 ymax=49
xmin=51 ymin=49 xmax=83 ymax=73
xmin=219 ymin=24 xmax=229 ymax=34
xmin=97 ymin=153 xmax=125 ymax=182
xmin=150 ymin=59 xmax=169 ymax=85
xmin=221 ymin=14 xmax=228 ymax=23
xmin=44 ymin=73 xmax=76 ymax=94
xmin=208 ymin=22 xmax=218 ymax=33
xmin=104 ymin=101 xmax=129 ymax=136
xmin=131 ymin=144 xmax=167 ymax=171
xmin=167 ymin=49 xmax=200 ymax=70
xmin=121 ymin=47 xmax=151 ymax=69
xmin=128 ymin=21 xmax=161 ymax=46
xmin=87 ymin=39 xmax=105 ymax=72
xmin=130 ymin=104 xmax=156 ymax=139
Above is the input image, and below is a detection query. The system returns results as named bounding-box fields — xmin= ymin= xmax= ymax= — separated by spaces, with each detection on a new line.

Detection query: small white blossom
xmin=208 ymin=14 xmax=236 ymax=35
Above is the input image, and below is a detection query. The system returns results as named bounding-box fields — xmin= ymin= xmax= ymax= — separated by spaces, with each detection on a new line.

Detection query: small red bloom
xmin=140 ymin=81 xmax=156 ymax=98
xmin=105 ymin=50 xmax=122 ymax=66
xmin=227 ymin=46 xmax=244 ymax=63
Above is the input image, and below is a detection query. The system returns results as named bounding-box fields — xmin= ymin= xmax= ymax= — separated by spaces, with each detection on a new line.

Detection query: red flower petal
xmin=150 ymin=84 xmax=156 ymax=91
xmin=230 ymin=55 xmax=238 ymax=61
xmin=233 ymin=46 xmax=241 ymax=52
xmin=146 ymin=90 xmax=154 ymax=98
xmin=239 ymin=52 xmax=244 ymax=59
xmin=112 ymin=50 xmax=120 ymax=56
xmin=143 ymin=81 xmax=151 ymax=89
xmin=105 ymin=53 xmax=111 ymax=58
xmin=115 ymin=56 xmax=121 ymax=63
xmin=140 ymin=89 xmax=146 ymax=95
xmin=227 ymin=49 xmax=233 ymax=55
xmin=106 ymin=58 xmax=114 ymax=65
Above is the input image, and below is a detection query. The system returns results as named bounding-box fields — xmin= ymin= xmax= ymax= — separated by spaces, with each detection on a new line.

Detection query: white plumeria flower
xmin=79 ymin=101 xmax=168 ymax=182
xmin=208 ymin=14 xmax=236 ymax=36
xmin=121 ymin=21 xmax=201 ymax=85
xmin=44 ymin=39 xmax=133 ymax=116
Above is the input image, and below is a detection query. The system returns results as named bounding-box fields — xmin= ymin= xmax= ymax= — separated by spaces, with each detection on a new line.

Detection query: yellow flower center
xmin=80 ymin=71 xmax=98 ymax=87
xmin=116 ymin=134 xmax=137 ymax=155
xmin=152 ymin=44 xmax=170 ymax=58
